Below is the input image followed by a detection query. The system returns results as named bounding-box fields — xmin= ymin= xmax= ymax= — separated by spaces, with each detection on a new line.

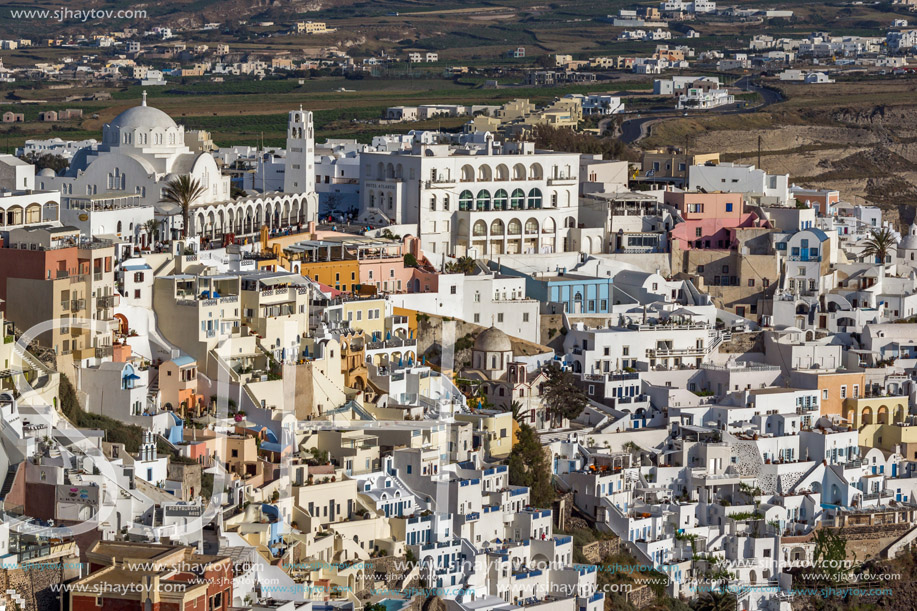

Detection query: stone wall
xmin=365 ymin=555 xmax=419 ymax=590
xmin=626 ymin=584 xmax=656 ymax=608
xmin=0 ymin=554 xmax=80 ymax=611
xmin=581 ymin=538 xmax=622 ymax=564
xmin=832 ymin=523 xmax=913 ymax=562
xmin=168 ymin=462 xmax=202 ymax=501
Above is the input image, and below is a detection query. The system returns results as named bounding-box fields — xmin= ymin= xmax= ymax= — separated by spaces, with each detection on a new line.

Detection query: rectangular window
xmin=726 ymin=203 xmax=733 ymax=212
xmin=748 ymin=279 xmax=755 ymax=287
xmin=497 ymin=313 xmax=504 ymax=323
xmin=840 ymin=385 xmax=847 ymax=399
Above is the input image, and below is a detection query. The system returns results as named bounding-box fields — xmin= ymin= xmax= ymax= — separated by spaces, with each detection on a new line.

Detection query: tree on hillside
xmin=542 ymin=363 xmax=588 ymax=426
xmin=20 ymin=152 xmax=69 ymax=173
xmin=811 ymin=528 xmax=851 ymax=583
xmin=530 ymin=124 xmax=634 ymax=160
xmin=862 ymin=226 xmax=896 ymax=265
xmin=508 ymin=422 xmax=555 ymax=507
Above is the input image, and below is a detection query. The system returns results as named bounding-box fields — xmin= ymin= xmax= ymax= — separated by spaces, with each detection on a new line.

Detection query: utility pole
xmin=757 ymin=135 xmax=762 ymax=170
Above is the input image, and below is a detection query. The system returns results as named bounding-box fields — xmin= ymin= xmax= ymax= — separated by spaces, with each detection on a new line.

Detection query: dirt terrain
xmin=645 ymin=81 xmax=917 ymax=228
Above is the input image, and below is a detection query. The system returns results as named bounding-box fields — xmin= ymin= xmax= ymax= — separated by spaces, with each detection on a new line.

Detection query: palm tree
xmin=143 ymin=218 xmax=158 ymax=245
xmin=862 ymin=226 xmax=896 ymax=265
xmin=692 ymin=588 xmax=736 ymax=611
xmin=161 ymin=175 xmax=206 ymax=240
xmin=445 ymin=256 xmax=476 ymax=275
xmin=510 ymin=401 xmax=523 ymax=419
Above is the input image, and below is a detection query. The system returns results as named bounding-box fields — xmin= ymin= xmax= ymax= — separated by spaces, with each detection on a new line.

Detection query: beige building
xmin=302 ymin=429 xmax=380 ymax=475
xmin=153 ymin=273 xmax=242 ymax=374
xmin=239 ymin=272 xmax=311 ymax=363
xmin=0 ymin=226 xmax=117 ymax=373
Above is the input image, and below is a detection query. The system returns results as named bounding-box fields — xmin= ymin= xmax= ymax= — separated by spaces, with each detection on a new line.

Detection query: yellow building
xmin=333 ymin=298 xmax=388 ymax=339
xmin=296 ymin=21 xmax=328 ymax=34
xmin=455 ymin=410 xmax=514 ymax=459
xmin=640 ymin=150 xmax=721 ymax=181
xmin=860 ymin=422 xmax=917 ymax=460
xmin=843 ymin=396 xmax=908 ymax=428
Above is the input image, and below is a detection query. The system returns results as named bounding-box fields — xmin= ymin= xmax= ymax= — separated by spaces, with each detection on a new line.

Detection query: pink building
xmin=666 ymin=191 xmax=770 ymax=250
xmin=350 ymin=235 xmax=439 ymax=294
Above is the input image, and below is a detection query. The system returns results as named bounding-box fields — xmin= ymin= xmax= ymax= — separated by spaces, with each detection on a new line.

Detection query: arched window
xmin=476 ymin=190 xmax=491 ymax=211
xmin=490 ymin=219 xmax=505 ymax=235
xmin=443 ymin=195 xmax=450 ymax=211
xmin=508 ymin=219 xmax=522 ymax=235
xmin=461 ymin=165 xmax=475 ymax=182
xmin=527 ymin=188 xmax=542 ymax=209
xmin=459 ymin=190 xmax=473 ymax=211
xmin=117 ymin=221 xmax=123 ymax=233
xmin=429 ymin=195 xmax=437 ymax=211
xmin=493 ymin=189 xmax=508 ymax=211
xmin=525 ymin=218 xmax=538 ymax=234
xmin=510 ymin=189 xmax=525 ymax=210
xmin=473 ymin=220 xmax=487 ymax=237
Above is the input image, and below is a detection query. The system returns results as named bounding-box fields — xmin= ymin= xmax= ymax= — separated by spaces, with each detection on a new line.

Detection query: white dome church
xmin=45 ymin=92 xmax=231 ymax=210
xmin=36 ymin=93 xmax=317 ymax=244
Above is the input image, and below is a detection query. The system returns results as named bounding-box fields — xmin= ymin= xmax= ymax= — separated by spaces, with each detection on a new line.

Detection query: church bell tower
xmin=283 ymin=106 xmax=318 ymax=222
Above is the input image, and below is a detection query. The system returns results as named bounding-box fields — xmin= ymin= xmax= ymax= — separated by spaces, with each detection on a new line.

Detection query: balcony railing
xmin=366 ymin=338 xmax=417 ymax=351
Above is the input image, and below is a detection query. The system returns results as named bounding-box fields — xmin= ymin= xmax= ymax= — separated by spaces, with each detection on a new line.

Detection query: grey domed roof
xmin=38 ymin=167 xmax=56 ymax=177
xmin=474 ymin=326 xmax=512 ymax=353
xmin=899 ymin=222 xmax=917 ymax=251
xmin=108 ymin=104 xmax=178 ymax=131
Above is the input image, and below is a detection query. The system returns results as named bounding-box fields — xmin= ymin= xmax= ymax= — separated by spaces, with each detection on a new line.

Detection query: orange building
xmin=792 ymin=370 xmax=866 ymax=420
xmin=159 ymin=355 xmax=200 ymax=416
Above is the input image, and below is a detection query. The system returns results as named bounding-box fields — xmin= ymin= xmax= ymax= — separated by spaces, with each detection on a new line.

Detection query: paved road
xmin=617 ymin=76 xmax=785 ymax=144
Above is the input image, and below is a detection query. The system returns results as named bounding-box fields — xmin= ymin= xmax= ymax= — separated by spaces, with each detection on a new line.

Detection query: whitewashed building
xmin=359 ymin=140 xmax=581 ymax=258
